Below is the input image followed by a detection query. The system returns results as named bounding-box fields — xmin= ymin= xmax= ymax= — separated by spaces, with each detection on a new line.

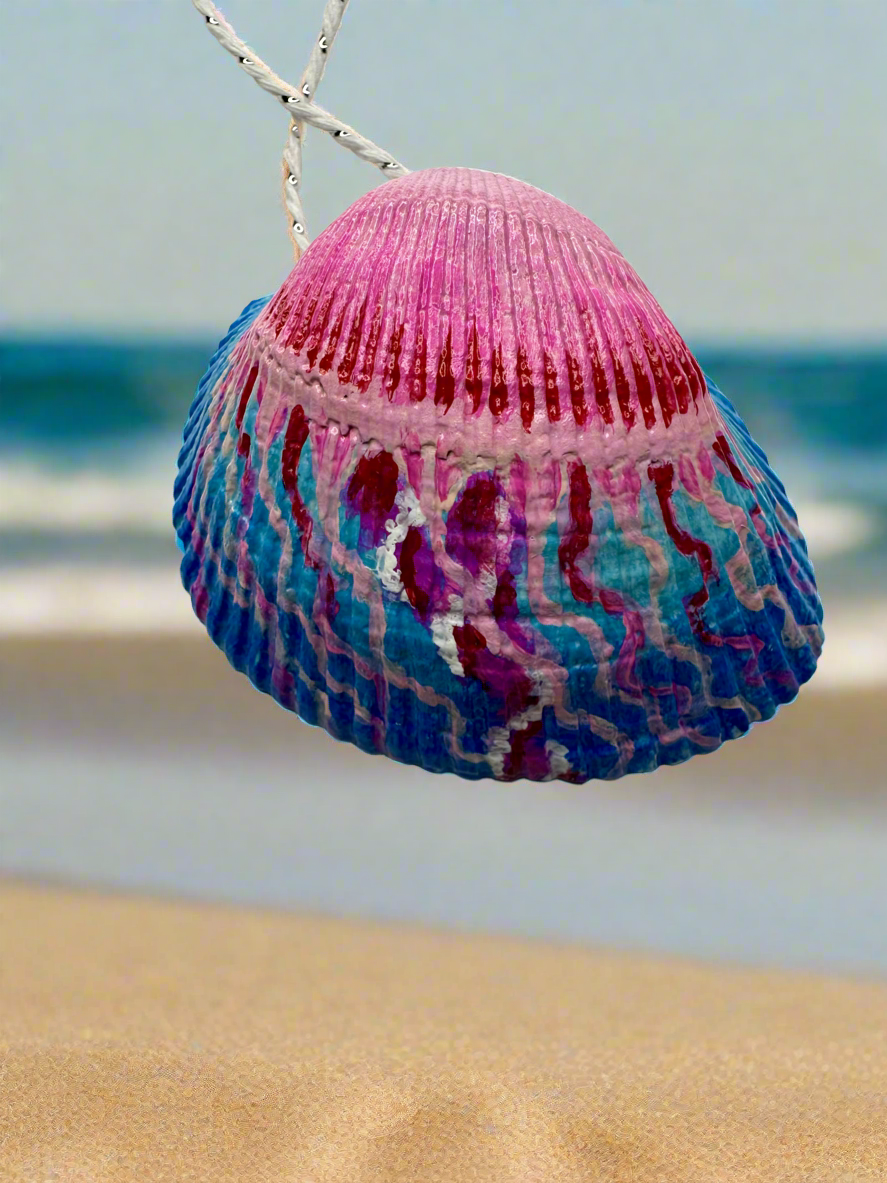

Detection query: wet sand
xmin=3 ymin=633 xmax=885 ymax=806
xmin=3 ymin=879 xmax=886 ymax=1181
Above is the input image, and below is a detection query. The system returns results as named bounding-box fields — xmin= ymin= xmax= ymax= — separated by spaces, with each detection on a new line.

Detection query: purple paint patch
xmin=346 ymin=450 xmax=399 ymax=545
xmin=493 ymin=569 xmax=535 ymax=653
xmin=397 ymin=524 xmax=435 ymax=622
xmin=446 ymin=472 xmax=500 ymax=577
xmin=453 ymin=620 xmax=537 ymax=720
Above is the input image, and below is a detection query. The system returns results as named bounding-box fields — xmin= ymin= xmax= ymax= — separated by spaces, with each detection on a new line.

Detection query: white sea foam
xmin=810 ymin=600 xmax=887 ymax=690
xmin=794 ymin=500 xmax=878 ymax=560
xmin=0 ymin=457 xmax=175 ymax=532
xmin=0 ymin=565 xmax=202 ymax=636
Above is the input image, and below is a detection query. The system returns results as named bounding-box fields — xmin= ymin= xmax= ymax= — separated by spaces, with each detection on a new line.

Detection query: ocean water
xmin=1 ymin=333 xmax=886 ymax=665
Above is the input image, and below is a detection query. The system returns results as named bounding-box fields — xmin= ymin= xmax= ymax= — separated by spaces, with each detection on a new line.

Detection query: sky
xmin=2 ymin=0 xmax=886 ymax=342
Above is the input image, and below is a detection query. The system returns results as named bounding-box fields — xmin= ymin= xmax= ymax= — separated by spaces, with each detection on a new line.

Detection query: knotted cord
xmin=191 ymin=0 xmax=410 ymax=259
xmin=282 ymin=0 xmax=351 ymax=257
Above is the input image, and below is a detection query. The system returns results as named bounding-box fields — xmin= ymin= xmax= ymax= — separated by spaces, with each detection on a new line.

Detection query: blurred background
xmin=2 ymin=0 xmax=885 ymax=974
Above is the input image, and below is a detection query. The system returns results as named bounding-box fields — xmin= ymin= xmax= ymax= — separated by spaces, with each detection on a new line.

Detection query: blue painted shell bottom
xmin=173 ymin=298 xmax=824 ymax=783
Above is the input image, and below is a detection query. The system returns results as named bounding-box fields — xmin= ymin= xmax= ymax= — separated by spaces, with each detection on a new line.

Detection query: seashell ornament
xmin=176 ymin=1 xmax=824 ymax=782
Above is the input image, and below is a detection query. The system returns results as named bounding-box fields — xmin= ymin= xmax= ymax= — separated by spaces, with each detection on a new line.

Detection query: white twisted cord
xmin=283 ymin=0 xmax=351 ymax=257
xmin=192 ymin=0 xmax=410 ymax=257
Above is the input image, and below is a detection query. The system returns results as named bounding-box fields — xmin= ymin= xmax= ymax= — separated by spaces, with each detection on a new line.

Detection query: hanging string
xmin=191 ymin=0 xmax=410 ymax=258
xmin=282 ymin=0 xmax=352 ymax=258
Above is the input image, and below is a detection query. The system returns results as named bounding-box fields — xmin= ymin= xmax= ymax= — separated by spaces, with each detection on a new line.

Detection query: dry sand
xmin=3 ymin=879 xmax=886 ymax=1182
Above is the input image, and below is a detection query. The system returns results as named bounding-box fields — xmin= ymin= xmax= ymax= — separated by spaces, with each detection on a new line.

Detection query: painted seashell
xmin=174 ymin=167 xmax=824 ymax=782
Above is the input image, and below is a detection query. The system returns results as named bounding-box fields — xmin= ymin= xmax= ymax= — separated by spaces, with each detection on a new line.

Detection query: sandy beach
xmin=3 ymin=878 xmax=886 ymax=1181
xmin=3 ymin=633 xmax=887 ymax=1178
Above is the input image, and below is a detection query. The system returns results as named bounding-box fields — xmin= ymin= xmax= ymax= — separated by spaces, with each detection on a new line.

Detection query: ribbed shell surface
xmin=174 ymin=167 xmax=824 ymax=782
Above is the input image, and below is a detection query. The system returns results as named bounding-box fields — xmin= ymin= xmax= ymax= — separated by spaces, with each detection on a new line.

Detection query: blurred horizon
xmin=3 ymin=332 xmax=886 ymax=693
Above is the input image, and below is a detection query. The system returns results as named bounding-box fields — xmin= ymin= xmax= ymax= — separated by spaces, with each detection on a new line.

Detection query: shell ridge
xmin=565 ymin=226 xmax=623 ymax=431
xmin=539 ymin=221 xmax=588 ymax=430
xmin=509 ymin=200 xmax=543 ymax=433
xmin=410 ymin=196 xmax=444 ymax=404
xmin=696 ymin=378 xmax=814 ymax=716
xmin=351 ymin=195 xmax=406 ymax=391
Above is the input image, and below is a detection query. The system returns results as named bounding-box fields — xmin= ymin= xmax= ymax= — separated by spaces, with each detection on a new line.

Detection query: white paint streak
xmin=375 ymin=486 xmax=425 ymax=598
xmin=431 ymin=596 xmax=466 ymax=677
